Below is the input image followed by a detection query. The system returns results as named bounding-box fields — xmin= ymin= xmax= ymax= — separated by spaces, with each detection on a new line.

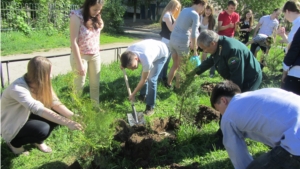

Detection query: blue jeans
xmin=159 ymin=53 xmax=171 ymax=80
xmin=246 ymin=146 xmax=300 ymax=169
xmin=140 ymin=57 xmax=168 ymax=108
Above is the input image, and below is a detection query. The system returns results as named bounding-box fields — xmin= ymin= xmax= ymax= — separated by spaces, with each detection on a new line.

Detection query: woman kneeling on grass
xmin=1 ymin=56 xmax=83 ymax=155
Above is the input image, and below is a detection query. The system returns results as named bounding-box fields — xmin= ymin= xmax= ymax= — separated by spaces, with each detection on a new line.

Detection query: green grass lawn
xmin=1 ymin=30 xmax=137 ymax=56
xmin=1 ymin=55 xmax=282 ymax=168
xmin=1 ymin=33 xmax=285 ymax=168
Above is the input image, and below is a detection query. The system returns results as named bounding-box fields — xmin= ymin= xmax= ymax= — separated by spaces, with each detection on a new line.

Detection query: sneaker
xmin=144 ymin=105 xmax=154 ymax=116
xmin=6 ymin=143 xmax=29 ymax=155
xmin=34 ymin=143 xmax=52 ymax=153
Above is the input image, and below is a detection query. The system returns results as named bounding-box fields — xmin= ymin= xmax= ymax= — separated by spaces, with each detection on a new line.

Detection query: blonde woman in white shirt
xmin=1 ymin=56 xmax=83 ymax=155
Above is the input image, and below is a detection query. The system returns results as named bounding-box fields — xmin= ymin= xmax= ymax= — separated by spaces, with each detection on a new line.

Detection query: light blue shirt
xmin=221 ymin=88 xmax=300 ymax=169
xmin=170 ymin=7 xmax=200 ymax=44
xmin=258 ymin=15 xmax=279 ymax=36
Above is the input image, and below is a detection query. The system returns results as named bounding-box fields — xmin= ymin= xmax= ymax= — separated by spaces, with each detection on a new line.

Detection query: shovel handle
xmin=122 ymin=68 xmax=139 ymax=123
xmin=122 ymin=69 xmax=133 ymax=97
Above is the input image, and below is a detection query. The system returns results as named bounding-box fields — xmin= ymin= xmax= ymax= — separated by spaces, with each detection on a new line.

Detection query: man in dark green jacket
xmin=194 ymin=30 xmax=262 ymax=92
xmin=192 ymin=30 xmax=262 ymax=149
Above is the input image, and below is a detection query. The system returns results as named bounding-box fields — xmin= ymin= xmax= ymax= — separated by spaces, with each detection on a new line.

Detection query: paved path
xmin=1 ymin=29 xmax=161 ymax=85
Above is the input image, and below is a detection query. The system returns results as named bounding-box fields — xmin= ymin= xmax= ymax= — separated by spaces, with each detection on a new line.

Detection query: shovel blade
xmin=127 ymin=112 xmax=145 ymax=126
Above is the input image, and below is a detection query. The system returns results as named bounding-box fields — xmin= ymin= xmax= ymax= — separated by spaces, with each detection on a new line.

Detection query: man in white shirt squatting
xmin=210 ymin=80 xmax=300 ymax=169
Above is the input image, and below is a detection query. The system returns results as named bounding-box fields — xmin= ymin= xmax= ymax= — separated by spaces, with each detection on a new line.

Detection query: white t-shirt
xmin=284 ymin=16 xmax=300 ymax=78
xmin=127 ymin=39 xmax=168 ymax=72
xmin=199 ymin=15 xmax=209 ymax=33
xmin=258 ymin=15 xmax=279 ymax=36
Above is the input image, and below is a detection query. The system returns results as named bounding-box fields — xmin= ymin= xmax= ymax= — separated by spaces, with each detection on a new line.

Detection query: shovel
xmin=122 ymin=69 xmax=145 ymax=126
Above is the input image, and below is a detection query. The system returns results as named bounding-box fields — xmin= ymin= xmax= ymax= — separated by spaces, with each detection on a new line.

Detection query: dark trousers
xmin=283 ymin=75 xmax=300 ymax=96
xmin=10 ymin=113 xmax=58 ymax=148
xmin=250 ymin=43 xmax=267 ymax=56
xmin=247 ymin=146 xmax=300 ymax=169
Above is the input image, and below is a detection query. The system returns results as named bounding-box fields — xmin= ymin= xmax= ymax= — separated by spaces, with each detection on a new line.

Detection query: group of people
xmin=120 ymin=0 xmax=300 ymax=168
xmin=1 ymin=0 xmax=299 ymax=168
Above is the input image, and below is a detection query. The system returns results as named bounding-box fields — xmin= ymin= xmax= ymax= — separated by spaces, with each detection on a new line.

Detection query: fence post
xmin=1 ymin=63 xmax=4 ymax=88
xmin=6 ymin=62 xmax=10 ymax=85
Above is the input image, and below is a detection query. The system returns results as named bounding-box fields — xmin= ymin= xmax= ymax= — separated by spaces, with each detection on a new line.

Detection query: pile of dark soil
xmin=200 ymin=82 xmax=216 ymax=96
xmin=113 ymin=117 xmax=179 ymax=167
xmin=69 ymin=106 xmax=220 ymax=169
xmin=194 ymin=105 xmax=220 ymax=128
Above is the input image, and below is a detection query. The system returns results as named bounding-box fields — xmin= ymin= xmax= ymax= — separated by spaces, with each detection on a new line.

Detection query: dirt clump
xmin=168 ymin=162 xmax=200 ymax=169
xmin=195 ymin=105 xmax=220 ymax=128
xmin=113 ymin=117 xmax=179 ymax=167
xmin=201 ymin=82 xmax=216 ymax=96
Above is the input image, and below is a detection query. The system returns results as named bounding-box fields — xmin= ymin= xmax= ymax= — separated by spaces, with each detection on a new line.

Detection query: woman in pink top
xmin=70 ymin=0 xmax=104 ymax=104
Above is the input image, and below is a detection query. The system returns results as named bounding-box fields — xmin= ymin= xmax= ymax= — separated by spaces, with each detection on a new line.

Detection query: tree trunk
xmin=133 ymin=0 xmax=137 ymax=22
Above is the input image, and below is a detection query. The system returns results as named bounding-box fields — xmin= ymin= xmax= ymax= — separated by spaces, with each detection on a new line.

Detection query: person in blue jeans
xmin=120 ymin=39 xmax=168 ymax=116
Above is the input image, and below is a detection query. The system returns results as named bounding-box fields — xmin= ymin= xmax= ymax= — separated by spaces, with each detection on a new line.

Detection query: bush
xmin=101 ymin=0 xmax=126 ymax=34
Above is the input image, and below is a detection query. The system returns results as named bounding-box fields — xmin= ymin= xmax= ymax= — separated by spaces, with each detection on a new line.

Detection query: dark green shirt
xmin=195 ymin=36 xmax=262 ymax=91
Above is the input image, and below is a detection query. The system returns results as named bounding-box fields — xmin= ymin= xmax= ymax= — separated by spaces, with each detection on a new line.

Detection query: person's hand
xmin=281 ymin=71 xmax=287 ymax=88
xmin=247 ymin=28 xmax=251 ymax=32
xmin=128 ymin=94 xmax=135 ymax=102
xmin=277 ymin=27 xmax=286 ymax=37
xmin=67 ymin=121 xmax=83 ymax=131
xmin=76 ymin=63 xmax=86 ymax=76
xmin=228 ymin=22 xmax=234 ymax=28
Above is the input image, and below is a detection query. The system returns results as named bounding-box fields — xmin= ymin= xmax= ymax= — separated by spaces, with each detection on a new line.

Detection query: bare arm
xmin=131 ymin=71 xmax=150 ymax=97
xmin=41 ymin=107 xmax=83 ymax=130
xmin=51 ymin=92 xmax=74 ymax=119
xmin=272 ymin=27 xmax=278 ymax=43
xmin=218 ymin=21 xmax=228 ymax=31
xmin=253 ymin=23 xmax=262 ymax=37
xmin=164 ymin=15 xmax=175 ymax=31
xmin=70 ymin=15 xmax=85 ymax=76
xmin=245 ymin=39 xmax=254 ymax=46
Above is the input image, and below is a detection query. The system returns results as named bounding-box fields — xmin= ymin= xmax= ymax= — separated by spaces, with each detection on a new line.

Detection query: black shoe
xmin=137 ymin=95 xmax=146 ymax=102
xmin=144 ymin=105 xmax=154 ymax=116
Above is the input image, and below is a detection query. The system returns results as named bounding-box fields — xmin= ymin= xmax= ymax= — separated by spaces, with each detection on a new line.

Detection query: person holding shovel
xmin=210 ymin=80 xmax=300 ymax=169
xmin=120 ymin=39 xmax=169 ymax=116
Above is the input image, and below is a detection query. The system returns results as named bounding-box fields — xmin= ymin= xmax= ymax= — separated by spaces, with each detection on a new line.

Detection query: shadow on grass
xmin=37 ymin=161 xmax=68 ymax=169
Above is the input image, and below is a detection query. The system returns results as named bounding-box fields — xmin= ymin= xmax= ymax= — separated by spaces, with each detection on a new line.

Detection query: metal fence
xmin=1 ymin=46 xmax=128 ymax=88
xmin=0 ymin=2 xmax=79 ymax=31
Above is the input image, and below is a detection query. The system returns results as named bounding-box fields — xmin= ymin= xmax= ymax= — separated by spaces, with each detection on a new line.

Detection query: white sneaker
xmin=6 ymin=143 xmax=29 ymax=155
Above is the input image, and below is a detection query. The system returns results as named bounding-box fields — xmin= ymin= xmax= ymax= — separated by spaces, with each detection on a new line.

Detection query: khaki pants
xmin=70 ymin=53 xmax=101 ymax=104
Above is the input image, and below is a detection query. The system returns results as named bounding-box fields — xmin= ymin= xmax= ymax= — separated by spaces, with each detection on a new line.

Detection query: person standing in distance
xmin=217 ymin=0 xmax=240 ymax=38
